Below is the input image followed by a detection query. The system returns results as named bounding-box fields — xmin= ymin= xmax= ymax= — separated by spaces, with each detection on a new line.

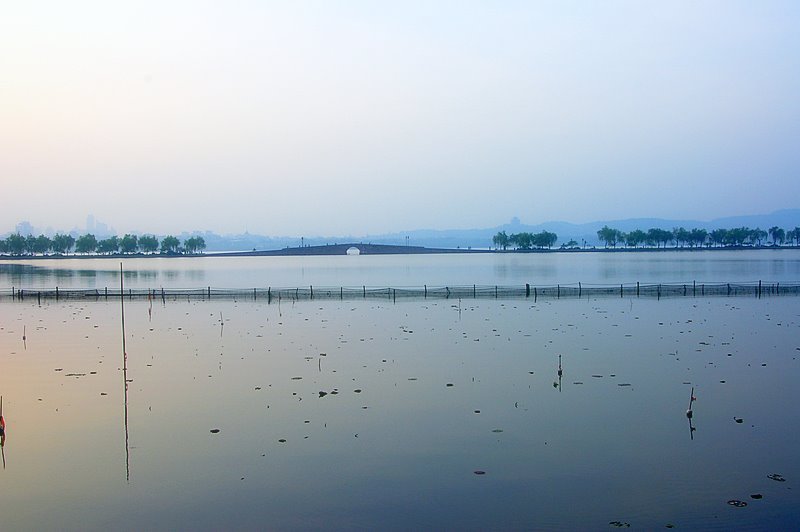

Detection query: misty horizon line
xmin=5 ymin=208 xmax=799 ymax=241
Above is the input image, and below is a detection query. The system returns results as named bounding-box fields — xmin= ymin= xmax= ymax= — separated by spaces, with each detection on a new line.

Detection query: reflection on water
xmin=552 ymin=354 xmax=564 ymax=392
xmin=687 ymin=387 xmax=697 ymax=440
xmin=0 ymin=262 xmax=162 ymax=287
xmin=122 ymin=352 xmax=130 ymax=482
xmin=1 ymin=395 xmax=6 ymax=469
xmin=120 ymin=263 xmax=131 ymax=483
xmin=2 ymin=250 xmax=800 ymax=290
xmin=0 ymin=296 xmax=798 ymax=529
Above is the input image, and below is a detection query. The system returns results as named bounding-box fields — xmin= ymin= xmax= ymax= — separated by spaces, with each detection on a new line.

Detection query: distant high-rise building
xmin=85 ymin=214 xmax=115 ymax=237
xmin=96 ymin=220 xmax=110 ymax=236
xmin=16 ymin=220 xmax=35 ymax=236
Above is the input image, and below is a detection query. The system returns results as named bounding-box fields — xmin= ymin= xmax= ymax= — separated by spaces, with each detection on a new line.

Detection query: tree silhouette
xmin=626 ymin=229 xmax=646 ymax=248
xmin=492 ymin=231 xmax=509 ymax=250
xmin=768 ymin=226 xmax=785 ymax=246
xmin=750 ymin=228 xmax=767 ymax=246
xmin=597 ymin=226 xmax=620 ymax=248
xmin=184 ymin=236 xmax=206 ymax=254
xmin=788 ymin=227 xmax=800 ymax=246
xmin=97 ymin=236 xmax=119 ymax=254
xmin=160 ymin=235 xmax=180 ymax=254
xmin=6 ymin=233 xmax=26 ymax=255
xmin=689 ymin=228 xmax=708 ymax=248
xmin=119 ymin=234 xmax=139 ymax=254
xmin=75 ymin=234 xmax=98 ymax=254
xmin=52 ymin=233 xmax=75 ymax=255
xmin=139 ymin=235 xmax=159 ymax=254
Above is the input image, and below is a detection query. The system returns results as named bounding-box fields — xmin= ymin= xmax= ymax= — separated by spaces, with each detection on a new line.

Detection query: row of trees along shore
xmin=595 ymin=225 xmax=800 ymax=248
xmin=493 ymin=225 xmax=800 ymax=250
xmin=0 ymin=233 xmax=206 ymax=256
xmin=492 ymin=231 xmax=559 ymax=250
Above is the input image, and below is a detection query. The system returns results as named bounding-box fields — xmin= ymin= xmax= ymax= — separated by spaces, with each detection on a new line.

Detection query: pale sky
xmin=1 ymin=1 xmax=798 ymax=236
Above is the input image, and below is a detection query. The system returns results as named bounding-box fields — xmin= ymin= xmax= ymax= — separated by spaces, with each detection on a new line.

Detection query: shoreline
xmin=0 ymin=242 xmax=797 ymax=260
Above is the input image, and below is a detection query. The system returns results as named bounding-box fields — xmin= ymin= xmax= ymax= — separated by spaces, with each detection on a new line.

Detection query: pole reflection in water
xmin=120 ymin=263 xmax=130 ymax=482
xmin=1 ymin=395 xmax=7 ymax=469
xmin=686 ymin=387 xmax=697 ymax=440
xmin=554 ymin=354 xmax=563 ymax=391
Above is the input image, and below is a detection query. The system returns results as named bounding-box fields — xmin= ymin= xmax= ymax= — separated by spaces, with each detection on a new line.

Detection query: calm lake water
xmin=1 ymin=249 xmax=800 ymax=290
xmin=1 ymin=253 xmax=799 ymax=530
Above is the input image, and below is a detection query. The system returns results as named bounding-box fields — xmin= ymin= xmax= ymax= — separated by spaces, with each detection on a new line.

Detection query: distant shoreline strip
xmin=2 ymin=242 xmax=799 ymax=260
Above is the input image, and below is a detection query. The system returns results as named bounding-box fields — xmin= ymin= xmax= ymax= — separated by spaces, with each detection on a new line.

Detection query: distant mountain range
xmin=325 ymin=209 xmax=799 ymax=250
xmin=195 ymin=209 xmax=800 ymax=251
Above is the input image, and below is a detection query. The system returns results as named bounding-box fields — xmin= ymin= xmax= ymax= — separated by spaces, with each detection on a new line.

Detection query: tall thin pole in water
xmin=120 ymin=263 xmax=130 ymax=482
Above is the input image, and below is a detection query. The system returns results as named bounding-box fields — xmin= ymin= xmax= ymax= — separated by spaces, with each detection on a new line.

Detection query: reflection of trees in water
xmin=150 ymin=269 xmax=205 ymax=282
xmin=493 ymin=261 xmax=558 ymax=281
xmin=0 ymin=263 xmax=211 ymax=289
xmin=0 ymin=264 xmax=43 ymax=274
xmin=0 ymin=263 xmax=50 ymax=282
xmin=0 ymin=264 xmax=175 ymax=288
xmin=122 ymin=270 xmax=158 ymax=280
xmin=120 ymin=268 xmax=205 ymax=285
xmin=185 ymin=270 xmax=205 ymax=281
xmin=0 ymin=263 xmax=76 ymax=285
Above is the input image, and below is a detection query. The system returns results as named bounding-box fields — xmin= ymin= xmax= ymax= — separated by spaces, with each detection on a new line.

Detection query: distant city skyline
xmin=10 ymin=214 xmax=117 ymax=239
xmin=2 ymin=2 xmax=798 ymax=236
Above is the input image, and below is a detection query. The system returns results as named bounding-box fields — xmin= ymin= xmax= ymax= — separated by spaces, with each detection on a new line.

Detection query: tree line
xmin=0 ymin=233 xmax=206 ymax=256
xmin=596 ymin=225 xmax=800 ymax=248
xmin=492 ymin=230 xmax=559 ymax=250
xmin=492 ymin=225 xmax=800 ymax=251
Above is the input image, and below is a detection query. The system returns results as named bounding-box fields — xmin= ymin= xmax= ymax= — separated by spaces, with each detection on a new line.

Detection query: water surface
xmin=2 ymin=249 xmax=800 ymax=290
xmin=0 ymin=294 xmax=798 ymax=530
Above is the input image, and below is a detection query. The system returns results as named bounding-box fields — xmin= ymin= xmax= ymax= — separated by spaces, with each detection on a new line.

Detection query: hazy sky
xmin=2 ymin=1 xmax=798 ymax=236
